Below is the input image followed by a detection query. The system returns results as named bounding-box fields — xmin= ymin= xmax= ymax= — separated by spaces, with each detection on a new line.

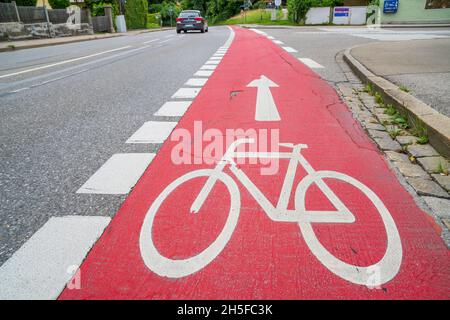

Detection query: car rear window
xmin=179 ymin=12 xmax=200 ymax=18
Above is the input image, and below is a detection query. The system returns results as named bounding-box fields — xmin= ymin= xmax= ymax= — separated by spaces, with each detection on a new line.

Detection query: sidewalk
xmin=0 ymin=28 xmax=174 ymax=52
xmin=350 ymin=38 xmax=450 ymax=118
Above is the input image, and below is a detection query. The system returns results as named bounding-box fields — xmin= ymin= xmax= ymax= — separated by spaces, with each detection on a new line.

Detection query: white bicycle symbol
xmin=140 ymin=138 xmax=402 ymax=286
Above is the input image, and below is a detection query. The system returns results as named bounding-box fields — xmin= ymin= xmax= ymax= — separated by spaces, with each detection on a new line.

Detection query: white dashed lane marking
xmin=154 ymin=101 xmax=192 ymax=117
xmin=0 ymin=216 xmax=110 ymax=300
xmin=77 ymin=153 xmax=155 ymax=194
xmin=185 ymin=78 xmax=208 ymax=86
xmin=299 ymin=58 xmax=324 ymax=69
xmin=126 ymin=121 xmax=178 ymax=144
xmin=142 ymin=38 xmax=159 ymax=44
xmin=194 ymin=70 xmax=213 ymax=77
xmin=273 ymin=40 xmax=284 ymax=45
xmin=200 ymin=65 xmax=217 ymax=70
xmin=205 ymin=60 xmax=220 ymax=65
xmin=172 ymin=87 xmax=201 ymax=98
xmin=283 ymin=47 xmax=298 ymax=53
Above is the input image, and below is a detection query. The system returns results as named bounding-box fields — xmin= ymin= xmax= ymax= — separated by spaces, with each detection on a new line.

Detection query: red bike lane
xmin=60 ymin=27 xmax=450 ymax=300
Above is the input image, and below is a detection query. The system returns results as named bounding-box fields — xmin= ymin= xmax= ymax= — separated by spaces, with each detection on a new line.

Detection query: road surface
xmin=0 ymin=26 xmax=449 ymax=300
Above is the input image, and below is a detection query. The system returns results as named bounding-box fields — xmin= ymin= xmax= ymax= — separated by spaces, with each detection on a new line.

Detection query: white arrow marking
xmin=247 ymin=75 xmax=281 ymax=121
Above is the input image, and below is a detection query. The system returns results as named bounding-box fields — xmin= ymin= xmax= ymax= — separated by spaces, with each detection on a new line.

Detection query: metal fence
xmin=0 ymin=3 xmax=89 ymax=24
xmin=91 ymin=15 xmax=109 ymax=32
xmin=17 ymin=6 xmax=47 ymax=23
xmin=0 ymin=2 xmax=19 ymax=23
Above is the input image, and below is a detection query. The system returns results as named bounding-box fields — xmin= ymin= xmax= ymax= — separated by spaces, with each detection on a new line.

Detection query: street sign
xmin=334 ymin=7 xmax=350 ymax=17
xmin=275 ymin=0 xmax=281 ymax=7
xmin=383 ymin=0 xmax=399 ymax=13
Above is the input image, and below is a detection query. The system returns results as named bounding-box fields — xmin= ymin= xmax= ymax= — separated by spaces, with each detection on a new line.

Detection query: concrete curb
xmin=343 ymin=46 xmax=450 ymax=159
xmin=0 ymin=28 xmax=173 ymax=53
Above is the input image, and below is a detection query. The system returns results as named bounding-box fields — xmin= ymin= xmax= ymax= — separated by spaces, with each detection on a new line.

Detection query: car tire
xmin=177 ymin=30 xmax=181 ymax=34
xmin=201 ymin=27 xmax=205 ymax=33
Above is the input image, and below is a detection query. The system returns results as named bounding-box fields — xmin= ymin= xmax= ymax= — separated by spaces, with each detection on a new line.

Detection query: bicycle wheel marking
xmin=140 ymin=170 xmax=240 ymax=278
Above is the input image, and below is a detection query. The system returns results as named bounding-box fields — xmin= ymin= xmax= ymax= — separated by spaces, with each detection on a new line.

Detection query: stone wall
xmin=0 ymin=22 xmax=93 ymax=41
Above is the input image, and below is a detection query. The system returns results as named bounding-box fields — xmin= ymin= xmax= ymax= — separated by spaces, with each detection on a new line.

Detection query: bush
xmin=125 ymin=0 xmax=148 ymax=29
xmin=287 ymin=0 xmax=311 ymax=24
xmin=48 ymin=0 xmax=70 ymax=9
xmin=147 ymin=13 xmax=161 ymax=28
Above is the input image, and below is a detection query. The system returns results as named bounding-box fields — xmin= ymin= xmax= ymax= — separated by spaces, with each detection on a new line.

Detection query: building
xmin=378 ymin=0 xmax=450 ymax=25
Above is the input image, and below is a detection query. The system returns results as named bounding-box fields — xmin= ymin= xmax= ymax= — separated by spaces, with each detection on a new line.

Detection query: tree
xmin=48 ymin=0 xmax=70 ymax=9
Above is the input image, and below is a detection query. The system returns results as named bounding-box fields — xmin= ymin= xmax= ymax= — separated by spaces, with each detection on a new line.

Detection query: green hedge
xmin=125 ymin=0 xmax=148 ymax=29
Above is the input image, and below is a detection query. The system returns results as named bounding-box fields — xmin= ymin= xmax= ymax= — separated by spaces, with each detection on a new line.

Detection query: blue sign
xmin=334 ymin=7 xmax=350 ymax=17
xmin=383 ymin=0 xmax=399 ymax=13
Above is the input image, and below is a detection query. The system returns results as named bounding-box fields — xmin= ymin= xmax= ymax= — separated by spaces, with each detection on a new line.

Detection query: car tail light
xmin=176 ymin=18 xmax=184 ymax=22
xmin=194 ymin=17 xmax=203 ymax=22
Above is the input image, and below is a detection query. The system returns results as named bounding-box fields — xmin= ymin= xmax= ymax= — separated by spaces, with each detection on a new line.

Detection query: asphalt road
xmin=1 ymin=25 xmax=450 ymax=266
xmin=257 ymin=26 xmax=450 ymax=116
xmin=0 ymin=27 xmax=228 ymax=265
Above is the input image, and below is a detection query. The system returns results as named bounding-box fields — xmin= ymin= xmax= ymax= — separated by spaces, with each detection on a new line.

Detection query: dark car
xmin=176 ymin=10 xmax=208 ymax=34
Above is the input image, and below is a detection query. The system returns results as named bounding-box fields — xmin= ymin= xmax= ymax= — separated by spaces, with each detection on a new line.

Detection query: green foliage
xmin=147 ymin=13 xmax=161 ymax=28
xmin=159 ymin=1 xmax=181 ymax=25
xmin=48 ymin=0 xmax=70 ymax=9
xmin=363 ymin=83 xmax=374 ymax=95
xmin=84 ymin=1 xmax=119 ymax=17
xmin=287 ymin=0 xmax=311 ymax=24
xmin=2 ymin=0 xmax=37 ymax=6
xmin=125 ymin=0 xmax=148 ymax=29
xmin=374 ymin=91 xmax=383 ymax=105
xmin=388 ymin=128 xmax=402 ymax=139
xmin=399 ymin=85 xmax=410 ymax=93
xmin=384 ymin=104 xmax=397 ymax=116
xmin=205 ymin=0 xmax=241 ymax=24
xmin=417 ymin=136 xmax=429 ymax=145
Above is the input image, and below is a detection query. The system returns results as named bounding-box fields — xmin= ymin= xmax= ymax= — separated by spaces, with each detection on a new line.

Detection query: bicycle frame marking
xmin=191 ymin=138 xmax=355 ymax=224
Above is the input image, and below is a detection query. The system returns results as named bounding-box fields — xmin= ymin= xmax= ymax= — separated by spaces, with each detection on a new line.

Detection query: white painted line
xmin=283 ymin=46 xmax=298 ymax=53
xmin=159 ymin=39 xmax=174 ymax=44
xmin=185 ymin=78 xmax=208 ymax=86
xmin=0 ymin=216 xmax=110 ymax=300
xmin=172 ymin=87 xmax=201 ymax=99
xmin=200 ymin=65 xmax=216 ymax=70
xmin=165 ymin=34 xmax=175 ymax=38
xmin=126 ymin=121 xmax=177 ymax=144
xmin=77 ymin=153 xmax=155 ymax=194
xmin=267 ymin=36 xmax=275 ymax=39
xmin=209 ymin=57 xmax=222 ymax=60
xmin=194 ymin=70 xmax=213 ymax=77
xmin=205 ymin=60 xmax=220 ymax=65
xmin=273 ymin=40 xmax=284 ymax=45
xmin=299 ymin=58 xmax=324 ymax=69
xmin=213 ymin=54 xmax=225 ymax=57
xmin=142 ymin=38 xmax=159 ymax=44
xmin=0 ymin=46 xmax=132 ymax=79
xmin=155 ymin=101 xmax=192 ymax=117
